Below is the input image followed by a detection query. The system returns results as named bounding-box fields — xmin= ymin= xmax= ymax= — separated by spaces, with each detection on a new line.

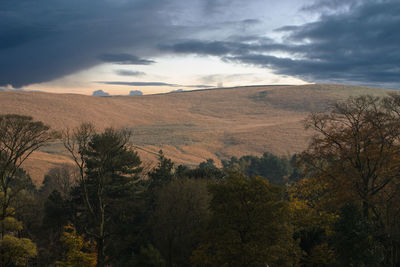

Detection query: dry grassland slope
xmin=0 ymin=84 xmax=392 ymax=184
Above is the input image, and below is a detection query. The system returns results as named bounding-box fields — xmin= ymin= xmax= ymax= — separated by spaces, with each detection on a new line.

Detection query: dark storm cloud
xmin=164 ymin=0 xmax=400 ymax=88
xmin=0 ymin=0 xmax=258 ymax=88
xmin=99 ymin=54 xmax=155 ymax=65
xmin=3 ymin=0 xmax=399 ymax=89
xmin=0 ymin=0 xmax=176 ymax=88
xmin=99 ymin=81 xmax=213 ymax=88
xmin=268 ymin=0 xmax=400 ymax=88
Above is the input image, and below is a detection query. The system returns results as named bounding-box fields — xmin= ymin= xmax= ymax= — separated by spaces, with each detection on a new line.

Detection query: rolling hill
xmin=0 ymin=84 xmax=393 ymax=185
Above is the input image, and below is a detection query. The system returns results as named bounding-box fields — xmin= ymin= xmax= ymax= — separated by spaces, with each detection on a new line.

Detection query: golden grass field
xmin=0 ymin=84 xmax=393 ymax=185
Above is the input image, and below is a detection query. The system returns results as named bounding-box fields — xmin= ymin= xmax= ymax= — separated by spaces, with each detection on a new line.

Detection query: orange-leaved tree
xmin=300 ymin=95 xmax=400 ymax=265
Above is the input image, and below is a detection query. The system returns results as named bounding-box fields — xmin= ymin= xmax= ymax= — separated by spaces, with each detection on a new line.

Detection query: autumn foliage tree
xmin=56 ymin=224 xmax=96 ymax=267
xmin=300 ymin=95 xmax=400 ymax=265
xmin=0 ymin=217 xmax=37 ymax=267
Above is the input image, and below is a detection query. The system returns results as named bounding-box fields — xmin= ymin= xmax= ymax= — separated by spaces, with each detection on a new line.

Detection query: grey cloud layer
xmin=163 ymin=0 xmax=400 ymax=88
xmin=99 ymin=81 xmax=213 ymax=88
xmin=99 ymin=54 xmax=155 ymax=65
xmin=1 ymin=0 xmax=399 ymax=89
xmin=115 ymin=70 xmax=146 ymax=77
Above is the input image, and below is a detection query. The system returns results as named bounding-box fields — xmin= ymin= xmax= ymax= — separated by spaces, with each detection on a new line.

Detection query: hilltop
xmin=0 ymin=84 xmax=393 ymax=184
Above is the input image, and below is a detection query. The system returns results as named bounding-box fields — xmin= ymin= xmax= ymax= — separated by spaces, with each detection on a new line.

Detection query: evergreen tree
xmin=70 ymin=128 xmax=142 ymax=267
xmin=151 ymin=178 xmax=210 ymax=267
xmin=148 ymin=150 xmax=174 ymax=190
xmin=193 ymin=172 xmax=299 ymax=267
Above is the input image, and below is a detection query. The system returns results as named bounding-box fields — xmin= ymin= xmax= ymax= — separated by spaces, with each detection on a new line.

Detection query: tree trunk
xmin=362 ymin=200 xmax=369 ymax=219
xmin=96 ymin=196 xmax=106 ymax=267
xmin=96 ymin=236 xmax=105 ymax=267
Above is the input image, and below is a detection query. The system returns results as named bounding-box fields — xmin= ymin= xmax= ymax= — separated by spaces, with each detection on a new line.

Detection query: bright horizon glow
xmin=25 ymin=55 xmax=308 ymax=95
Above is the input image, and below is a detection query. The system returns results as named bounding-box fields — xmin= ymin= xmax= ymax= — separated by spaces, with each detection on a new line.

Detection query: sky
xmin=0 ymin=0 xmax=399 ymax=95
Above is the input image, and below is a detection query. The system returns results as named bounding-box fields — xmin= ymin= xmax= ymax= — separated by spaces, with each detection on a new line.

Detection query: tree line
xmin=1 ymin=94 xmax=400 ymax=266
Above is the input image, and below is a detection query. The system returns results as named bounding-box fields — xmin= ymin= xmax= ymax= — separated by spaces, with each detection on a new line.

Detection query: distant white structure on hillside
xmin=169 ymin=89 xmax=184 ymax=93
xmin=129 ymin=90 xmax=143 ymax=96
xmin=92 ymin=90 xmax=110 ymax=97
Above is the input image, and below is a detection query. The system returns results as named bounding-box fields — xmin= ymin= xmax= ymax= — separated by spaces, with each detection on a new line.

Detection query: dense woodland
xmin=2 ymin=94 xmax=400 ymax=266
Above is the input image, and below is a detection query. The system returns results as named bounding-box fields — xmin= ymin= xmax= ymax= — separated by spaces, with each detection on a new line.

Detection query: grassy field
xmin=0 ymin=84 xmax=394 ymax=185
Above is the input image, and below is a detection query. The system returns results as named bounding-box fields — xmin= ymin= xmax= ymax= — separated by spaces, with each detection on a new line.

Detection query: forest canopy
xmin=2 ymin=94 xmax=400 ymax=266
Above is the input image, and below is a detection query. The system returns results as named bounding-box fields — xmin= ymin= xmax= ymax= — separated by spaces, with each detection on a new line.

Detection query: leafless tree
xmin=62 ymin=122 xmax=96 ymax=216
